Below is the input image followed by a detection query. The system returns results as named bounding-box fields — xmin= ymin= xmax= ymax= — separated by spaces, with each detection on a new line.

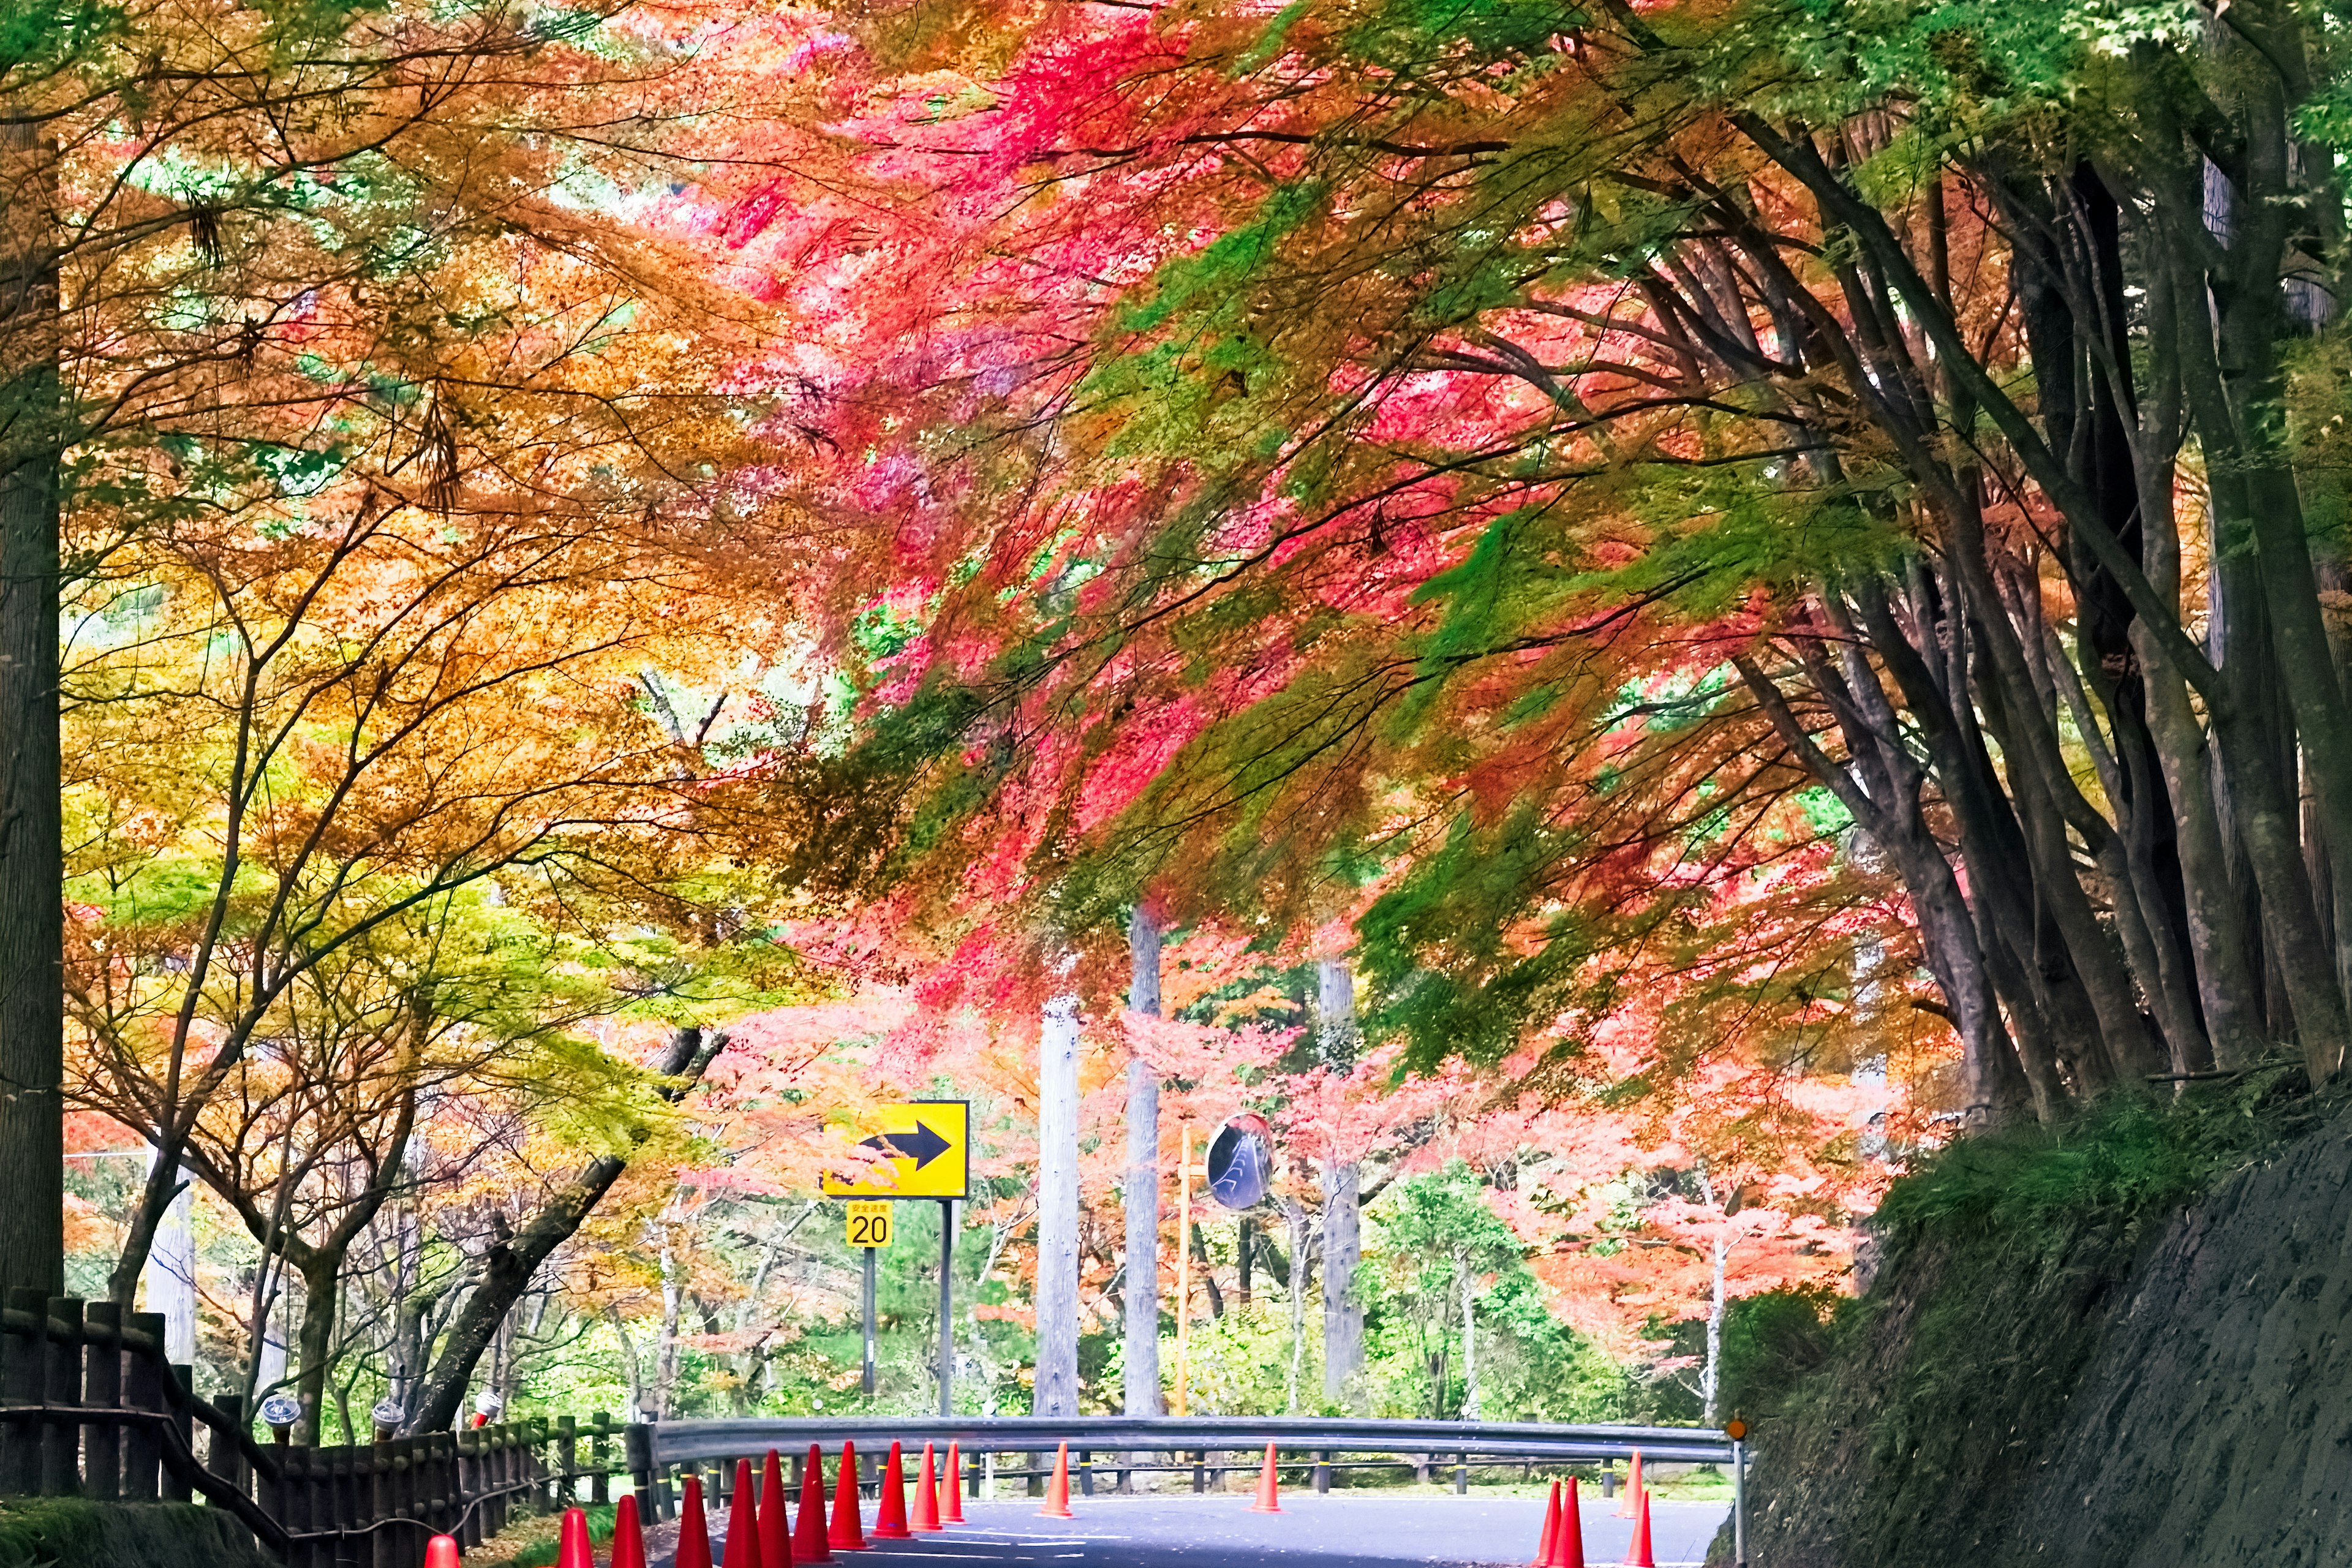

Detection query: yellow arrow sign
xmin=822 ymin=1100 xmax=970 ymax=1199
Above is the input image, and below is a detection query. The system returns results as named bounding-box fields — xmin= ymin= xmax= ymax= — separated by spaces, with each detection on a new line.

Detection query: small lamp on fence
xmin=471 ymin=1389 xmax=505 ymax=1430
xmin=372 ymin=1396 xmax=404 ymax=1444
xmin=260 ymin=1392 xmax=304 ymax=1447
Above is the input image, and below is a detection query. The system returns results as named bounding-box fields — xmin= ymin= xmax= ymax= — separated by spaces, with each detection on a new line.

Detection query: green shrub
xmin=1873 ymin=1071 xmax=2304 ymax=1245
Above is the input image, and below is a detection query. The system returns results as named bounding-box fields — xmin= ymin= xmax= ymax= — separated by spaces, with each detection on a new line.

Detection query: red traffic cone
xmin=942 ymin=1442 xmax=966 ymax=1525
xmin=829 ymin=1442 xmax=868 ymax=1551
xmin=1623 ymin=1487 xmax=1654 ymax=1568
xmin=1037 ymin=1443 xmax=1075 ymax=1519
xmin=611 ymin=1494 xmax=647 ymax=1568
xmin=760 ymin=1449 xmax=794 ymax=1568
xmin=556 ymin=1508 xmax=593 ymax=1568
xmin=1548 ymin=1477 xmax=1587 ymax=1568
xmin=794 ymin=1446 xmax=832 ymax=1564
xmin=725 ymin=1458 xmax=766 ymax=1568
xmin=679 ymin=1475 xmax=716 ymax=1568
xmin=913 ymin=1444 xmax=943 ymax=1532
xmin=1615 ymin=1451 xmax=1642 ymax=1519
xmin=1250 ymin=1443 xmax=1283 ymax=1514
xmin=872 ymin=1443 xmax=913 ymax=1540
xmin=424 ymin=1537 xmax=462 ymax=1568
xmin=1531 ymin=1480 xmax=1561 ymax=1568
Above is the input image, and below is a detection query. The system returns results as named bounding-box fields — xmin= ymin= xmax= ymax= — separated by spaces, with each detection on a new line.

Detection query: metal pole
xmin=1174 ymin=1125 xmax=1192 ymax=1417
xmin=1732 ymin=1437 xmax=1747 ymax=1566
xmin=861 ymin=1246 xmax=878 ymax=1396
xmin=938 ymin=1199 xmax=956 ymax=1416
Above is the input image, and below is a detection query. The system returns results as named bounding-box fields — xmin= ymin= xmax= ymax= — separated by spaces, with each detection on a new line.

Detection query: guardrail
xmin=628 ymin=1414 xmax=1751 ymax=1558
xmin=0 ymin=1282 xmax=1751 ymax=1567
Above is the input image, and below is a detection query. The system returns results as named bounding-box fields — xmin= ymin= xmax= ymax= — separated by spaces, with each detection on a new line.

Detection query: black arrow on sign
xmin=859 ymin=1120 xmax=952 ymax=1170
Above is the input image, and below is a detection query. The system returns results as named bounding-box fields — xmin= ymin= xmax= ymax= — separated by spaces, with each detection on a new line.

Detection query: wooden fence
xmin=0 ymin=1288 xmax=624 ymax=1567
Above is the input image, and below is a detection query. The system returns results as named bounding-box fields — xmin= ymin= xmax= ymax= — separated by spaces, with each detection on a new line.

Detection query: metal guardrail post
xmin=1313 ymin=1450 xmax=1329 ymax=1493
xmin=1732 ymin=1436 xmax=1748 ymax=1567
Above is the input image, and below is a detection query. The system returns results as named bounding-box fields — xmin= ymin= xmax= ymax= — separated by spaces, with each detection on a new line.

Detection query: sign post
xmin=938 ymin=1198 xmax=956 ymax=1416
xmin=861 ymin=1245 xmax=879 ymax=1396
xmin=824 ymin=1102 xmax=972 ymax=1414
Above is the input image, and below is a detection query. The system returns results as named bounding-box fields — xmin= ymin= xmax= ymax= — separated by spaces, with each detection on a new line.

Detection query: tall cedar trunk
xmin=1316 ymin=957 xmax=1364 ymax=1406
xmin=401 ymin=1026 xmax=723 ymax=1432
xmin=141 ymin=1152 xmax=199 ymax=1362
xmin=1032 ymin=986 xmax=1082 ymax=1416
xmin=0 ymin=118 xmax=62 ymax=1307
xmin=1283 ymin=1197 xmax=1311 ymax=1412
xmin=1122 ymin=908 xmax=1164 ymax=1416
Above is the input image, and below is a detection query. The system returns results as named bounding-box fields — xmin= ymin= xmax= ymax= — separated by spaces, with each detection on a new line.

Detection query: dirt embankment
xmin=1722 ymin=1110 xmax=2352 ymax=1567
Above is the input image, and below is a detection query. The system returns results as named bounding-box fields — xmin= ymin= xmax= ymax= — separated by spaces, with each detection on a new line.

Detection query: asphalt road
xmin=651 ymin=1492 xmax=1730 ymax=1568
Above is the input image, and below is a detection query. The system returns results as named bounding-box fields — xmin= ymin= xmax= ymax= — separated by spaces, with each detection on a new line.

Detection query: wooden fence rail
xmin=0 ymin=1289 xmax=625 ymax=1567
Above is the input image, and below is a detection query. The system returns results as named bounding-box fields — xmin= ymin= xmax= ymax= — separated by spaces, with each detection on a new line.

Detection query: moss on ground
xmin=0 ymin=1501 xmax=273 ymax=1568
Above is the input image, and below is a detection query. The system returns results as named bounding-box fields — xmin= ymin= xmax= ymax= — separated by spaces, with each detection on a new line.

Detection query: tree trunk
xmin=1033 ymin=986 xmax=1082 ymax=1416
xmin=1283 ymin=1198 xmax=1311 ymax=1413
xmin=401 ymin=1026 xmax=724 ymax=1432
xmin=0 ymin=116 xmax=62 ymax=1309
xmin=1316 ymin=957 xmax=1363 ymax=1408
xmin=1458 ymin=1259 xmax=1478 ymax=1422
xmin=1123 ymin=908 xmax=1164 ymax=1417
xmin=141 ymin=1152 xmax=198 ymax=1362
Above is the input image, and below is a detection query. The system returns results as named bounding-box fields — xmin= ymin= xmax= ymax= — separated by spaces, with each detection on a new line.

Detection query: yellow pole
xmin=1174 ymin=1123 xmax=1192 ymax=1417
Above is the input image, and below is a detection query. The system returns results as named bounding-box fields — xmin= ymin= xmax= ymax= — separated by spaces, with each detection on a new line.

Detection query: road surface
xmin=651 ymin=1492 xmax=1730 ymax=1567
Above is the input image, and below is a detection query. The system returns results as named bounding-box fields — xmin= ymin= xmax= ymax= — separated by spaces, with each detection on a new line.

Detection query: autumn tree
xmin=761 ymin=0 xmax=2352 ymax=1145
xmin=0 ymin=0 xmax=853 ymax=1303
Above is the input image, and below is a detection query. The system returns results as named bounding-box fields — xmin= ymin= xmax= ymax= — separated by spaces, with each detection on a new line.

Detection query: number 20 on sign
xmin=845 ymin=1201 xmax=892 ymax=1249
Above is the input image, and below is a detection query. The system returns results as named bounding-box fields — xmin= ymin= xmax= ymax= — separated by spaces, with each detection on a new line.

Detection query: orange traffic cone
xmin=942 ymin=1442 xmax=965 ymax=1525
xmin=1623 ymin=1488 xmax=1654 ymax=1568
xmin=1531 ymin=1480 xmax=1561 ymax=1568
xmin=794 ymin=1446 xmax=832 ymax=1564
xmin=424 ymin=1537 xmax=462 ymax=1568
xmin=725 ymin=1458 xmax=766 ymax=1568
xmin=872 ymin=1443 xmax=913 ymax=1540
xmin=679 ymin=1475 xmax=717 ymax=1568
xmin=612 ymin=1494 xmax=648 ymax=1568
xmin=913 ymin=1444 xmax=944 ymax=1532
xmin=1250 ymin=1443 xmax=1283 ymax=1514
xmin=829 ymin=1443 xmax=867 ymax=1552
xmin=1548 ymin=1477 xmax=1586 ymax=1568
xmin=1615 ymin=1452 xmax=1643 ymax=1520
xmin=1037 ymin=1443 xmax=1076 ymax=1518
xmin=556 ymin=1507 xmax=593 ymax=1568
xmin=760 ymin=1450 xmax=794 ymax=1568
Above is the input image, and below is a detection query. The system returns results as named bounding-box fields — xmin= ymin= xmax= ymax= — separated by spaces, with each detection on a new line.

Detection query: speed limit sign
xmin=845 ymin=1200 xmax=893 ymax=1249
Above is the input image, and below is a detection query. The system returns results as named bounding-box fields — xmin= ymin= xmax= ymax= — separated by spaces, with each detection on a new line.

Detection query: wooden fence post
xmin=121 ymin=1312 xmax=163 ymax=1501
xmin=624 ymin=1422 xmax=655 ymax=1526
xmin=162 ymin=1365 xmax=194 ymax=1502
xmin=81 ymin=1300 xmax=121 ymax=1502
xmin=589 ymin=1413 xmax=610 ymax=1506
xmin=488 ymin=1425 xmax=508 ymax=1540
xmin=1 ymin=1287 xmax=45 ymax=1495
xmin=453 ymin=1425 xmax=477 ymax=1550
xmin=207 ymin=1392 xmax=246 ymax=1501
xmin=556 ymin=1416 xmax=576 ymax=1509
xmin=280 ymin=1444 xmax=309 ymax=1568
xmin=437 ymin=1438 xmax=458 ymax=1542
xmin=41 ymin=1297 xmax=82 ymax=1496
xmin=333 ymin=1446 xmax=360 ymax=1559
xmin=369 ymin=1428 xmax=393 ymax=1568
